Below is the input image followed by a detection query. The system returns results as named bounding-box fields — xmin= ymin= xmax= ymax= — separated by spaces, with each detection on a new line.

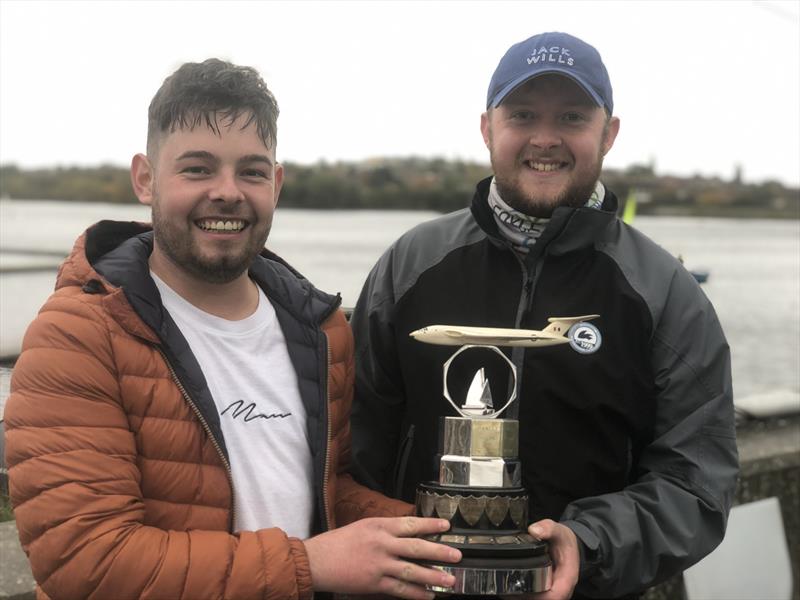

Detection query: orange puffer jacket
xmin=5 ymin=222 xmax=410 ymax=600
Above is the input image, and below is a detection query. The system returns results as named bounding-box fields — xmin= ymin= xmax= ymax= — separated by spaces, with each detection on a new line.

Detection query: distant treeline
xmin=1 ymin=160 xmax=798 ymax=218
xmin=0 ymin=159 xmax=491 ymax=213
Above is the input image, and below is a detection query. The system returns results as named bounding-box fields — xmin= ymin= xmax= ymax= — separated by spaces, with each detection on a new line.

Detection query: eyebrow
xmin=239 ymin=154 xmax=274 ymax=167
xmin=175 ymin=151 xmax=274 ymax=167
xmin=175 ymin=150 xmax=217 ymax=162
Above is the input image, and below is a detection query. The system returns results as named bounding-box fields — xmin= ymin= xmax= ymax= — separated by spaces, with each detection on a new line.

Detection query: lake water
xmin=1 ymin=199 xmax=798 ymax=406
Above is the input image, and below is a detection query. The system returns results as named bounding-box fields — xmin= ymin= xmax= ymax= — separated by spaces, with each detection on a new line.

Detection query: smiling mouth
xmin=195 ymin=218 xmax=248 ymax=233
xmin=523 ymin=160 xmax=569 ymax=172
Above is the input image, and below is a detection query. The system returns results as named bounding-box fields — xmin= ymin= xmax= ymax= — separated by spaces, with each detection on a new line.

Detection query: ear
xmin=272 ymin=162 xmax=284 ymax=207
xmin=130 ymin=153 xmax=155 ymax=206
xmin=602 ymin=116 xmax=621 ymax=156
xmin=480 ymin=112 xmax=491 ymax=148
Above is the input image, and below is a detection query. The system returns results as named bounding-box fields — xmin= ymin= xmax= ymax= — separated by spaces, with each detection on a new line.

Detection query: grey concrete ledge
xmin=737 ymin=414 xmax=800 ymax=477
xmin=0 ymin=521 xmax=35 ymax=600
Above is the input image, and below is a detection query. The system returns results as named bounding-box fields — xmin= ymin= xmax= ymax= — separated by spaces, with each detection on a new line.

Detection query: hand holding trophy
xmin=408 ymin=315 xmax=599 ymax=596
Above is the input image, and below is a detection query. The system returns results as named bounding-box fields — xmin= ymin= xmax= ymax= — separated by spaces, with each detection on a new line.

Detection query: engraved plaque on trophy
xmin=407 ymin=318 xmax=600 ymax=596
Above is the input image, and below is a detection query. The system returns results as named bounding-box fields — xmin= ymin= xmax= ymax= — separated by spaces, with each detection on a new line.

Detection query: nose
xmin=528 ymin=123 xmax=562 ymax=150
xmin=209 ymin=169 xmax=245 ymax=203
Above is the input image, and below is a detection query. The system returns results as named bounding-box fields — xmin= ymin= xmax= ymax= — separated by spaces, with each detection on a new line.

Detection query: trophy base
xmin=420 ymin=554 xmax=553 ymax=595
xmin=415 ymin=481 xmax=552 ymax=594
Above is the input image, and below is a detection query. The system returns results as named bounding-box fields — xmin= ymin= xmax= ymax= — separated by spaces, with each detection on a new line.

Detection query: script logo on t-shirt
xmin=221 ymin=399 xmax=291 ymax=423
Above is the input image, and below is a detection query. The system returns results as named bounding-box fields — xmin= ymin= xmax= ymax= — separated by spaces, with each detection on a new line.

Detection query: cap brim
xmin=490 ymin=68 xmax=605 ymax=110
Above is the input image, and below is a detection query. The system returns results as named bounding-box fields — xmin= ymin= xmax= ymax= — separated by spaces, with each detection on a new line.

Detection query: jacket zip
xmin=317 ymin=295 xmax=342 ymax=533
xmin=506 ymin=250 xmax=547 ymax=419
xmin=503 ymin=254 xmax=532 ymax=419
xmin=513 ymin=255 xmax=533 ymax=329
xmin=157 ymin=347 xmax=237 ymax=532
xmin=320 ymin=334 xmax=333 ymax=532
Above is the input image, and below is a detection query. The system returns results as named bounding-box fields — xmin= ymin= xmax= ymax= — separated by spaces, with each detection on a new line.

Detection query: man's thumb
xmin=528 ymin=519 xmax=550 ymax=540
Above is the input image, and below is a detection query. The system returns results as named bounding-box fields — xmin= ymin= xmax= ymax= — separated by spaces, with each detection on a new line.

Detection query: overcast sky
xmin=1 ymin=0 xmax=798 ymax=187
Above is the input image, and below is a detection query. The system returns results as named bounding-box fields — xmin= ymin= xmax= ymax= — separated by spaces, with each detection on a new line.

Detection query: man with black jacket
xmin=350 ymin=32 xmax=738 ymax=599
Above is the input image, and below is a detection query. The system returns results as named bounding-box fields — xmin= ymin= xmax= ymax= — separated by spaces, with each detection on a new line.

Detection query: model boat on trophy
xmin=408 ymin=316 xmax=599 ymax=595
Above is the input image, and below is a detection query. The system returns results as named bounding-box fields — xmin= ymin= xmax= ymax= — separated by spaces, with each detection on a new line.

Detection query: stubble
xmin=150 ymin=191 xmax=271 ymax=284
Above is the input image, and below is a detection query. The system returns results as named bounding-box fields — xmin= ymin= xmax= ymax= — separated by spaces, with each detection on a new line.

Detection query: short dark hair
xmin=147 ymin=58 xmax=279 ymax=157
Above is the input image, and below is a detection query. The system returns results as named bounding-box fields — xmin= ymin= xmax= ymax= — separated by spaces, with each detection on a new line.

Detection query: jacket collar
xmin=58 ymin=220 xmax=341 ymax=343
xmin=469 ymin=175 xmax=620 ymax=256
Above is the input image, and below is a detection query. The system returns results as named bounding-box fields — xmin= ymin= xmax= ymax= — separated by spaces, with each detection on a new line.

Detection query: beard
xmin=151 ymin=194 xmax=271 ymax=285
xmin=494 ymin=160 xmax=602 ymax=219
xmin=492 ymin=152 xmax=604 ymax=219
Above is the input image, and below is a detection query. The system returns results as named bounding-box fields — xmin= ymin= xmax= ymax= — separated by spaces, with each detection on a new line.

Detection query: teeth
xmin=528 ymin=162 xmax=562 ymax=172
xmin=198 ymin=219 xmax=245 ymax=232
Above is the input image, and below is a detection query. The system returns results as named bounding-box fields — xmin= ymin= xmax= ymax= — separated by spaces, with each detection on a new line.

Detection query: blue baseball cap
xmin=486 ymin=32 xmax=613 ymax=113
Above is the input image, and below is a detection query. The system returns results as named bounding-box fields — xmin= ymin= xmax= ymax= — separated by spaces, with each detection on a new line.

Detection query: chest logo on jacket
xmin=221 ymin=399 xmax=292 ymax=423
xmin=568 ymin=322 xmax=602 ymax=354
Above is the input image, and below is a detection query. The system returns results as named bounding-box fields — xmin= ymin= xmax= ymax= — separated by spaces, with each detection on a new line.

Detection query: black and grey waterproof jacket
xmin=349 ymin=177 xmax=739 ymax=599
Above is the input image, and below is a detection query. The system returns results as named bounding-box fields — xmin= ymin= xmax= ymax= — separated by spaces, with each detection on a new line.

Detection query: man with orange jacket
xmin=4 ymin=58 xmax=459 ymax=600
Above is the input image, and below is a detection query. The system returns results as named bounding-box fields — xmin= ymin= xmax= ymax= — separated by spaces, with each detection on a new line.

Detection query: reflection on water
xmin=1 ymin=200 xmax=798 ymax=402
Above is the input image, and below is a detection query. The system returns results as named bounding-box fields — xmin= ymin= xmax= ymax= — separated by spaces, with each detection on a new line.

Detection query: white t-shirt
xmin=152 ymin=273 xmax=314 ymax=537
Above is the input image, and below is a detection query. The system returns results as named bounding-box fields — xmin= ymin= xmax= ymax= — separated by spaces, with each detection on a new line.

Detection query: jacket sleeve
xmin=346 ymin=249 xmax=409 ymax=496
xmin=325 ymin=307 xmax=414 ymax=526
xmin=561 ymin=271 xmax=739 ymax=598
xmin=5 ymin=293 xmax=313 ymax=600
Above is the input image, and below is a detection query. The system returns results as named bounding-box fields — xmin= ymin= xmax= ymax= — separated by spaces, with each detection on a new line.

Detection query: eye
xmin=510 ymin=110 xmax=534 ymax=121
xmin=181 ymin=165 xmax=210 ymax=176
xmin=562 ymin=111 xmax=586 ymax=123
xmin=241 ymin=168 xmax=270 ymax=180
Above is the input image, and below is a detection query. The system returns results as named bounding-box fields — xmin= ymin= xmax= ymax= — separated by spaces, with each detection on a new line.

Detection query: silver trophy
xmin=409 ymin=315 xmax=599 ymax=595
